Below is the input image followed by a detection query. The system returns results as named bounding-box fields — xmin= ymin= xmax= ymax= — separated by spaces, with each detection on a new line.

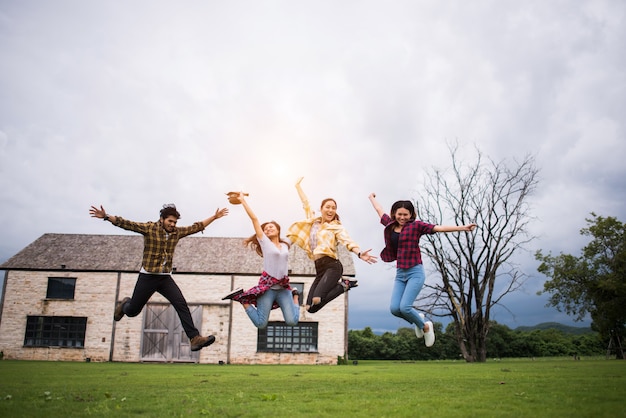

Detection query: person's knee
xmin=255 ymin=313 xmax=270 ymax=329
xmin=390 ymin=306 xmax=402 ymax=317
xmin=125 ymin=307 xmax=141 ymax=317
xmin=399 ymin=305 xmax=414 ymax=316
xmin=119 ymin=300 xmax=140 ymax=317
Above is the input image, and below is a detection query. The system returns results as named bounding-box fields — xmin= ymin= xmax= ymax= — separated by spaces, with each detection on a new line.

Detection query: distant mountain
xmin=514 ymin=322 xmax=594 ymax=335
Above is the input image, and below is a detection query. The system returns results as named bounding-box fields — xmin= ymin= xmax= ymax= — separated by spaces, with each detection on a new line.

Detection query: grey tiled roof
xmin=0 ymin=233 xmax=356 ymax=276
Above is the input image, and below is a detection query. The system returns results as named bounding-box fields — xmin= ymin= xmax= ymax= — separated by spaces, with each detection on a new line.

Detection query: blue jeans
xmin=389 ymin=264 xmax=426 ymax=328
xmin=245 ymin=288 xmax=300 ymax=329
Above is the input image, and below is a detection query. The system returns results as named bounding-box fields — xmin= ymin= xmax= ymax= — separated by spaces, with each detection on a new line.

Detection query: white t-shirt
xmin=259 ymin=234 xmax=290 ymax=279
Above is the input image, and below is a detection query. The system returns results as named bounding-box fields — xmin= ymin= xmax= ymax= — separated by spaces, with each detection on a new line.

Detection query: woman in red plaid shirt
xmin=368 ymin=193 xmax=476 ymax=347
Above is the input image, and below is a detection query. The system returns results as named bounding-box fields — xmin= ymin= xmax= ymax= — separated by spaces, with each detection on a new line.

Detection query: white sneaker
xmin=414 ymin=313 xmax=425 ymax=338
xmin=424 ymin=321 xmax=435 ymax=347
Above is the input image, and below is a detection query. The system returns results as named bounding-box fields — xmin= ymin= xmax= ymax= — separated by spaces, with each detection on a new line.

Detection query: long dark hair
xmin=320 ymin=198 xmax=340 ymax=222
xmin=243 ymin=221 xmax=291 ymax=257
xmin=390 ymin=200 xmax=416 ymax=221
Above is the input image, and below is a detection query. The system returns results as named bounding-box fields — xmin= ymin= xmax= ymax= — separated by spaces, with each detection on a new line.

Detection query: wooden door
xmin=140 ymin=303 xmax=203 ymax=362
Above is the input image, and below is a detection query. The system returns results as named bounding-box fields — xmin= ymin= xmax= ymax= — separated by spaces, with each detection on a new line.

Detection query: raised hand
xmin=214 ymin=207 xmax=229 ymax=218
xmin=89 ymin=205 xmax=106 ymax=219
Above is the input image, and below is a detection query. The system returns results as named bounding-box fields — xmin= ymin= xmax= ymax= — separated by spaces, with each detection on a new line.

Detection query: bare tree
xmin=415 ymin=144 xmax=539 ymax=362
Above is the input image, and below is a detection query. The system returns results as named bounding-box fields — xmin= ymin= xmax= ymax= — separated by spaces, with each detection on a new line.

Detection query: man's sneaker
xmin=424 ymin=321 xmax=435 ymax=347
xmin=222 ymin=288 xmax=244 ymax=300
xmin=415 ymin=313 xmax=425 ymax=339
xmin=114 ymin=297 xmax=131 ymax=321
xmin=190 ymin=335 xmax=216 ymax=351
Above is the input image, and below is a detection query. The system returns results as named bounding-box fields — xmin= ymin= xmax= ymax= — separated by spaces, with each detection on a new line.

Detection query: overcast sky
xmin=1 ymin=1 xmax=625 ymax=333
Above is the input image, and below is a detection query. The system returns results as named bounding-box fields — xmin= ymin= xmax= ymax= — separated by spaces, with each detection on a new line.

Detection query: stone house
xmin=0 ymin=233 xmax=355 ymax=364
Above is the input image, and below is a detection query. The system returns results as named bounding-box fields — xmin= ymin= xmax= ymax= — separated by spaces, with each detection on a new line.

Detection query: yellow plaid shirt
xmin=287 ymin=197 xmax=359 ymax=260
xmin=112 ymin=217 xmax=205 ymax=273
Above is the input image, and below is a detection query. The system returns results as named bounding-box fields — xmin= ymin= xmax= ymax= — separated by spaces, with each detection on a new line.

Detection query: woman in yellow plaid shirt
xmin=287 ymin=178 xmax=377 ymax=313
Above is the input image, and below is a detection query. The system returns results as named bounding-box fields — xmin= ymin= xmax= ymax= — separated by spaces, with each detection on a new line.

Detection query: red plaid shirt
xmin=379 ymin=213 xmax=435 ymax=268
xmin=234 ymin=271 xmax=291 ymax=309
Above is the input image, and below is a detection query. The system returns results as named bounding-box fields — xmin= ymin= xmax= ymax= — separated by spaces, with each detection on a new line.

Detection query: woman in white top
xmin=222 ymin=192 xmax=300 ymax=328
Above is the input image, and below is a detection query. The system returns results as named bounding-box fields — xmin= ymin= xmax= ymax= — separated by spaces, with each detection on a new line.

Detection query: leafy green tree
xmin=509 ymin=330 xmax=542 ymax=358
xmin=349 ymin=322 xmax=603 ymax=360
xmin=348 ymin=327 xmax=378 ymax=359
xmin=485 ymin=322 xmax=515 ymax=359
xmin=349 ymin=324 xmax=448 ymax=360
xmin=536 ymin=329 xmax=575 ymax=357
xmin=536 ymin=214 xmax=626 ymax=359
xmin=571 ymin=334 xmax=604 ymax=357
xmin=440 ymin=323 xmax=465 ymax=360
xmin=394 ymin=327 xmax=421 ymax=360
xmin=377 ymin=332 xmax=394 ymax=360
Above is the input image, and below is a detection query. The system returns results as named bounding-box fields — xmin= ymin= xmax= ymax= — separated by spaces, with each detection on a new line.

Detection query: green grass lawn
xmin=0 ymin=358 xmax=624 ymax=417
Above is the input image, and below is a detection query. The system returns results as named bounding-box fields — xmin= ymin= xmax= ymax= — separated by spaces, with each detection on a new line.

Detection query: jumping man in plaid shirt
xmin=368 ymin=193 xmax=477 ymax=348
xmin=89 ymin=203 xmax=228 ymax=352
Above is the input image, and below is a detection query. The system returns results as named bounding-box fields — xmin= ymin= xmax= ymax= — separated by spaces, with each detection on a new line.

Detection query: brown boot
xmin=190 ymin=335 xmax=216 ymax=351
xmin=114 ymin=297 xmax=131 ymax=321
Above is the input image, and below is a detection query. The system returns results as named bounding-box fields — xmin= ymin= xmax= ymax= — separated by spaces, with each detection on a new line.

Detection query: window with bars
xmin=257 ymin=321 xmax=318 ymax=353
xmin=24 ymin=316 xmax=87 ymax=348
xmin=46 ymin=277 xmax=77 ymax=299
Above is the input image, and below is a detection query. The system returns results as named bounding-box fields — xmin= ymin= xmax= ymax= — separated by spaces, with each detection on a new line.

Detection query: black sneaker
xmin=222 ymin=288 xmax=244 ymax=300
xmin=292 ymin=288 xmax=300 ymax=297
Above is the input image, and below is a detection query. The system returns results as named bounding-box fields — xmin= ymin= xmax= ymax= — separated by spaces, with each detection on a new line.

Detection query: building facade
xmin=0 ymin=233 xmax=356 ymax=365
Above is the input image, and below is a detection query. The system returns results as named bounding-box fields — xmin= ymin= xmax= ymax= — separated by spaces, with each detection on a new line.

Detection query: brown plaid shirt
xmin=112 ymin=217 xmax=205 ymax=273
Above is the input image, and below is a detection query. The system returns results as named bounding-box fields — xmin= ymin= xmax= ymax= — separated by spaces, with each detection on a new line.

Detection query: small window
xmin=24 ymin=316 xmax=87 ymax=348
xmin=46 ymin=277 xmax=76 ymax=299
xmin=290 ymin=282 xmax=305 ymax=306
xmin=257 ymin=322 xmax=318 ymax=353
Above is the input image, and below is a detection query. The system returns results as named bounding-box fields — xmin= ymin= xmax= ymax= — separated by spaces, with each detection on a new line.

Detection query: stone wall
xmin=0 ymin=270 xmax=348 ymax=365
xmin=0 ymin=270 xmax=116 ymax=362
